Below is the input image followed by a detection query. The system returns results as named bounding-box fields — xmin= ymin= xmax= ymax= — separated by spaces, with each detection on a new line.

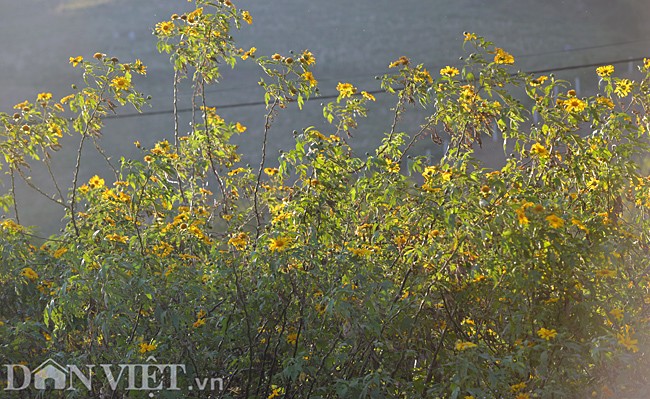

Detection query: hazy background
xmin=2 ymin=0 xmax=650 ymax=235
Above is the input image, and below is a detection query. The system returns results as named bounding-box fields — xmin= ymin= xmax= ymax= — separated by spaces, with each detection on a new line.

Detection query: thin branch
xmin=253 ymin=98 xmax=279 ymax=241
xmin=9 ymin=166 xmax=19 ymax=224
xmin=15 ymin=167 xmax=68 ymax=209
xmin=43 ymin=153 xmax=65 ymax=203
xmin=399 ymin=117 xmax=437 ymax=162
xmin=376 ymin=90 xmax=406 ymax=158
xmin=173 ymin=69 xmax=181 ymax=150
xmin=200 ymin=81 xmax=228 ymax=203
xmin=91 ymin=135 xmax=119 ymax=181
xmin=69 ymin=133 xmax=88 ymax=237
xmin=70 ymin=85 xmax=108 ymax=238
xmin=172 ymin=69 xmax=189 ymax=205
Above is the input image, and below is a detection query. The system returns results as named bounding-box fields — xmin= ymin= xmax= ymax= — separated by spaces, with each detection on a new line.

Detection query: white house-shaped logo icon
xmin=32 ymin=359 xmax=67 ymax=390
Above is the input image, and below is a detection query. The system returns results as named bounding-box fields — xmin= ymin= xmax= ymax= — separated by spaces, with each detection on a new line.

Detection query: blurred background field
xmin=2 ymin=0 xmax=650 ymax=235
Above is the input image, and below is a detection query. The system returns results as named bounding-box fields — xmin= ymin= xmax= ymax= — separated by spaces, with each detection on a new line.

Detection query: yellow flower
xmin=53 ymin=247 xmax=68 ymax=259
xmin=545 ymin=214 xmax=564 ymax=228
xmin=69 ymin=56 xmax=83 ymax=67
xmin=272 ymin=211 xmax=291 ymax=224
xmin=415 ymin=68 xmax=433 ymax=84
xmin=206 ymin=110 xmax=224 ymax=126
xmin=348 ymin=246 xmax=371 ymax=257
xmin=242 ymin=10 xmax=253 ymax=24
xmin=493 ymin=47 xmax=514 ymax=65
xmin=530 ymin=142 xmax=549 ymax=158
xmin=106 ymin=233 xmax=129 ymax=244
xmin=193 ymin=318 xmax=206 ymax=328
xmin=529 ymin=75 xmax=548 ymax=87
xmin=155 ymin=21 xmax=175 ymax=36
xmin=302 ymin=71 xmax=318 ymax=87
xmin=361 ymin=91 xmax=375 ymax=101
xmin=394 ymin=234 xmax=408 ymax=246
xmin=152 ymin=140 xmax=171 ymax=154
xmin=134 ymin=59 xmax=147 ymax=75
xmin=187 ymin=7 xmax=203 ymax=24
xmin=138 ymin=342 xmax=157 ymax=354
xmin=287 ymin=332 xmax=298 ymax=344
xmin=48 ymin=123 xmax=63 ymax=138
xmin=584 ymin=177 xmax=603 ymax=192
xmin=188 ymin=224 xmax=205 ymax=240
xmin=88 ymin=175 xmax=105 ymax=189
xmin=1 ymin=219 xmax=24 ymax=232
xmin=610 ymin=308 xmax=624 ymax=322
xmin=14 ymin=100 xmax=30 ymax=110
xmin=571 ymin=218 xmax=589 ymax=232
xmin=153 ymin=242 xmax=174 ymax=257
xmin=60 ymin=94 xmax=75 ymax=104
xmin=242 ymin=47 xmax=256 ymax=60
xmin=269 ymin=236 xmax=290 ymax=252
xmin=614 ymin=79 xmax=633 ymax=97
xmin=110 ymin=76 xmax=131 ymax=91
xmin=422 ymin=166 xmax=437 ymax=179
xmin=37 ymin=92 xmax=52 ymax=102
xmin=596 ymin=96 xmax=614 ymax=109
xmin=235 ymin=122 xmax=247 ymax=133
xmin=510 ymin=382 xmax=527 ymax=392
xmin=385 ymin=159 xmax=400 ymax=173
xmin=268 ymin=386 xmax=283 ymax=399
xmin=228 ymin=167 xmax=247 ymax=176
xmin=440 ymin=66 xmax=459 ymax=77
xmin=515 ymin=394 xmax=530 ymax=399
xmin=388 ymin=56 xmax=410 ymax=68
xmin=455 ymin=341 xmax=477 ymax=351
xmin=617 ymin=325 xmax=639 ymax=352
xmin=537 ymin=327 xmax=558 ymax=340
xmin=563 ymin=97 xmax=586 ymax=113
xmin=596 ymin=65 xmax=614 ymax=77
xmin=595 ymin=269 xmax=617 ymax=278
xmin=228 ymin=232 xmax=249 ymax=250
xmin=463 ymin=32 xmax=477 ymax=41
xmin=20 ymin=267 xmax=39 ymax=281
xmin=300 ymin=50 xmax=315 ymax=65
xmin=336 ymin=82 xmax=356 ymax=98
xmin=459 ymin=84 xmax=477 ymax=104
xmin=272 ymin=53 xmax=282 ymax=61
xmin=264 ymin=167 xmax=279 ymax=176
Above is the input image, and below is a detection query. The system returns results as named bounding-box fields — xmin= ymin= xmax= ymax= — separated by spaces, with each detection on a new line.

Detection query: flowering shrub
xmin=1 ymin=1 xmax=649 ymax=398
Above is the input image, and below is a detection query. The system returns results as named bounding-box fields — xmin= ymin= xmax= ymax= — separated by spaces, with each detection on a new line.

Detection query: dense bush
xmin=1 ymin=1 xmax=649 ymax=398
